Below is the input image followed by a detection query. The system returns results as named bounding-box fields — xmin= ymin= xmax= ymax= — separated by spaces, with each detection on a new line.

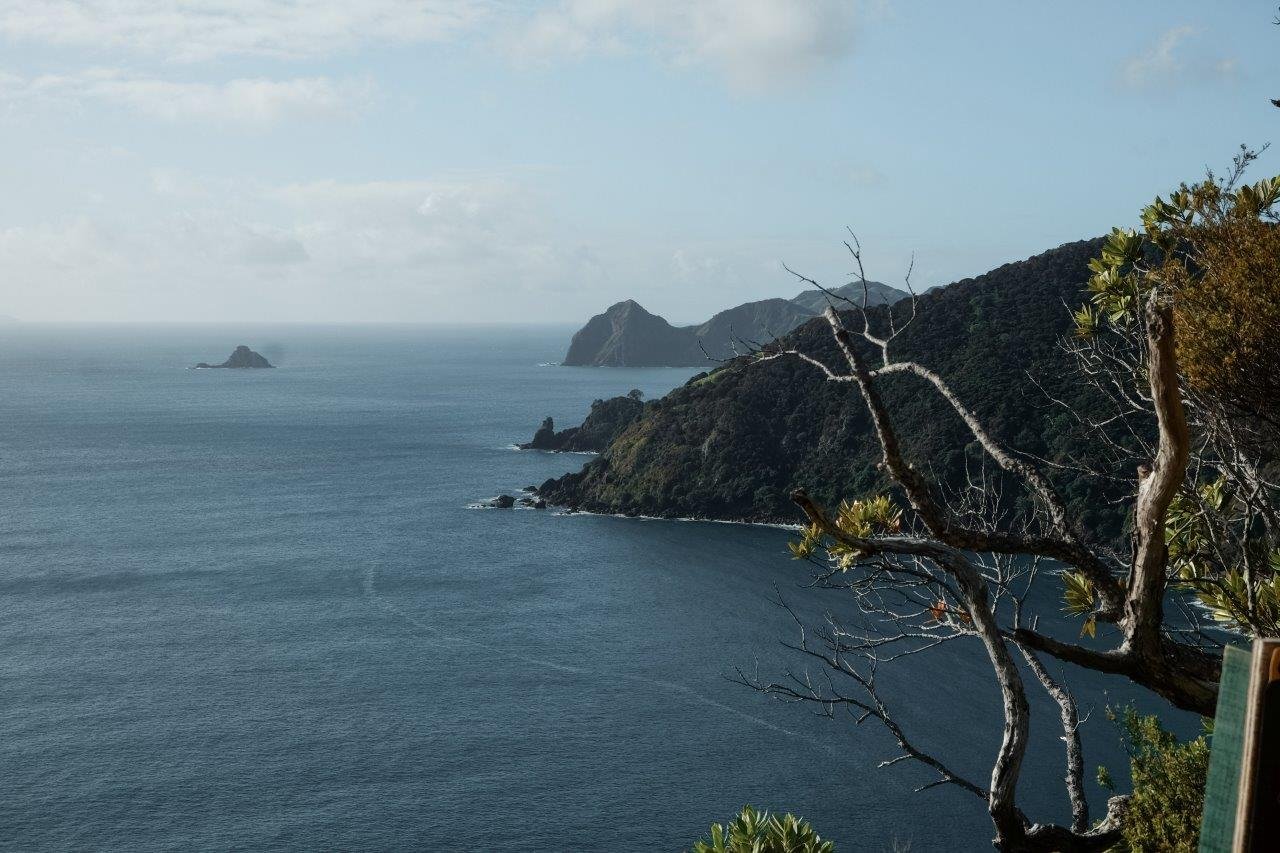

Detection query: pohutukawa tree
xmin=738 ymin=150 xmax=1280 ymax=851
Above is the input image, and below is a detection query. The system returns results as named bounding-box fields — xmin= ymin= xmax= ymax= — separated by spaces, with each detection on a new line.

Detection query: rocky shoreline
xmin=481 ymin=487 xmax=546 ymax=510
xmin=517 ymin=392 xmax=645 ymax=453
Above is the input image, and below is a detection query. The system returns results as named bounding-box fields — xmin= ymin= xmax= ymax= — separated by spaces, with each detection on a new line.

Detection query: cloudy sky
xmin=0 ymin=1 xmax=1276 ymax=323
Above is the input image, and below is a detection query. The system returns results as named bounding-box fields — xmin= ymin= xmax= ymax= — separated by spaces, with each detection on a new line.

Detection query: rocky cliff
xmin=563 ymin=301 xmax=694 ymax=367
xmin=520 ymin=394 xmax=646 ymax=452
xmin=539 ymin=238 xmax=1129 ymax=537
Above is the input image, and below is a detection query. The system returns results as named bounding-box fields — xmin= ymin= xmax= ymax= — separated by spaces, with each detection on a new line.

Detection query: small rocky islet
xmin=193 ymin=345 xmax=274 ymax=369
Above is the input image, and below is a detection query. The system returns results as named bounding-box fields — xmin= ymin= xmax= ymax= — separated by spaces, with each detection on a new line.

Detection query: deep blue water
xmin=0 ymin=325 xmax=1191 ymax=851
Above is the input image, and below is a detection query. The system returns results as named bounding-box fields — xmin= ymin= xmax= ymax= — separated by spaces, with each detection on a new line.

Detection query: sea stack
xmin=194 ymin=345 xmax=274 ymax=369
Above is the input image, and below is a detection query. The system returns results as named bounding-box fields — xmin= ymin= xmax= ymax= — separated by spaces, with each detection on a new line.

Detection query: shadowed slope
xmin=542 ymin=238 xmax=1127 ymax=535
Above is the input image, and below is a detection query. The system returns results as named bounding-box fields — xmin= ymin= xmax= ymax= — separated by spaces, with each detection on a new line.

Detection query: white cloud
xmin=507 ymin=0 xmax=862 ymax=90
xmin=1122 ymin=26 xmax=1194 ymax=89
xmin=1121 ymin=26 xmax=1237 ymax=91
xmin=267 ymin=177 xmax=552 ymax=271
xmin=0 ymin=1 xmax=863 ymax=94
xmin=0 ymin=173 xmax=599 ymax=321
xmin=233 ymin=225 xmax=310 ymax=265
xmin=847 ymin=165 xmax=886 ymax=188
xmin=0 ymin=217 xmax=118 ymax=272
xmin=671 ymin=248 xmax=734 ymax=284
xmin=0 ymin=0 xmax=493 ymax=62
xmin=0 ymin=68 xmax=374 ymax=123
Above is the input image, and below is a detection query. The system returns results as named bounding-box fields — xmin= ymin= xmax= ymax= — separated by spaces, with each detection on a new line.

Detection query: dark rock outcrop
xmin=539 ymin=238 xmax=1131 ymax=538
xmin=488 ymin=494 xmax=516 ymax=509
xmin=524 ymin=417 xmax=560 ymax=449
xmin=562 ymin=281 xmax=907 ymax=367
xmin=519 ymin=394 xmax=645 ymax=452
xmin=195 ymin=345 xmax=273 ymax=369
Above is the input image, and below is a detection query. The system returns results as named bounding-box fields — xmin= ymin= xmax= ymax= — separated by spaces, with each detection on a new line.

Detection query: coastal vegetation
xmin=540 ymin=237 xmax=1129 ymax=537
xmin=520 ymin=393 xmax=646 ymax=452
xmin=536 ymin=150 xmax=1280 ymax=850
xmin=691 ymin=806 xmax=835 ymax=853
xmin=719 ymin=151 xmax=1280 ymax=850
xmin=1098 ymin=708 xmax=1210 ymax=853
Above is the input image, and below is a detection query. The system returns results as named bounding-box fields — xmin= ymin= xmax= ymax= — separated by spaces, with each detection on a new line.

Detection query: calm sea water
xmin=0 ymin=325 xmax=1191 ymax=851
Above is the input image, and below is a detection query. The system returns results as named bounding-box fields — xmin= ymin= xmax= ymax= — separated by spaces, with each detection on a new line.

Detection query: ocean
xmin=0 ymin=324 xmax=1190 ymax=851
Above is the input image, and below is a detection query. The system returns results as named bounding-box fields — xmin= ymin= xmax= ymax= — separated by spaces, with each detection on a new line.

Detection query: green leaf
xmin=1062 ymin=570 xmax=1096 ymax=616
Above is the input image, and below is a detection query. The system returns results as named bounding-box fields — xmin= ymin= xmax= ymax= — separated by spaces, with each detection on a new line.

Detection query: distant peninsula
xmin=562 ymin=280 xmax=907 ymax=367
xmin=194 ymin=345 xmax=273 ymax=369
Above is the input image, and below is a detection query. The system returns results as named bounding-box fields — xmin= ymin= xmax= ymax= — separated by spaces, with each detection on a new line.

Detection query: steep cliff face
xmin=561 ymin=282 xmax=907 ymax=367
xmin=540 ymin=238 xmax=1128 ymax=537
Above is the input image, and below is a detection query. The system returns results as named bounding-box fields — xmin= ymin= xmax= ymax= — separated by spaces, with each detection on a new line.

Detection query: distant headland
xmin=561 ymin=280 xmax=907 ymax=367
xmin=194 ymin=346 xmax=273 ymax=369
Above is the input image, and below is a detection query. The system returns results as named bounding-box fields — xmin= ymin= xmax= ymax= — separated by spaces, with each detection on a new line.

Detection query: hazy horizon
xmin=1 ymin=1 xmax=1277 ymax=324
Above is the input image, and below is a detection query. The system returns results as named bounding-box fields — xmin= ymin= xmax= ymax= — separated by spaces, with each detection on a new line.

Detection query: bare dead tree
xmin=734 ymin=160 xmax=1280 ymax=850
xmin=740 ymin=297 xmax=1189 ymax=849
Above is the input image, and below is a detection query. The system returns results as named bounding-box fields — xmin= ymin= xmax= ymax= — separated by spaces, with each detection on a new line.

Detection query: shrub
xmin=1098 ymin=708 xmax=1210 ymax=853
xmin=690 ymin=806 xmax=834 ymax=853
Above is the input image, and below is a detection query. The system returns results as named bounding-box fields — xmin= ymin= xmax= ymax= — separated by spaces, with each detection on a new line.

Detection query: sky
xmin=0 ymin=1 xmax=1277 ymax=324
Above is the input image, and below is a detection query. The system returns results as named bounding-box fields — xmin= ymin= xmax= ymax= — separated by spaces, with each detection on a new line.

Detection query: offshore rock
xmin=194 ymin=345 xmax=273 ymax=369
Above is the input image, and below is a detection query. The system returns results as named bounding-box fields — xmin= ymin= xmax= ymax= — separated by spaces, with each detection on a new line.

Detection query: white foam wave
xmin=549 ymin=509 xmax=800 ymax=531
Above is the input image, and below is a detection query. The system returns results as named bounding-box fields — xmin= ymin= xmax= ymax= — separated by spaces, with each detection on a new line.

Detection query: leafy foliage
xmin=690 ymin=806 xmax=835 ymax=853
xmin=1097 ymin=708 xmax=1210 ymax=853
xmin=1077 ymin=150 xmax=1280 ymax=447
xmin=1174 ymin=215 xmax=1280 ymax=441
xmin=1061 ymin=571 xmax=1098 ymax=637
xmin=1075 ymin=150 xmax=1280 ymax=635
xmin=788 ymin=494 xmax=901 ymax=568
xmin=1166 ymin=478 xmax=1280 ymax=634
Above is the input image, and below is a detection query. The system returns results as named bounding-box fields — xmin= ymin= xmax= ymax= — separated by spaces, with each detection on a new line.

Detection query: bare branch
xmin=1123 ymin=293 xmax=1191 ymax=653
xmin=1016 ymin=645 xmax=1089 ymax=834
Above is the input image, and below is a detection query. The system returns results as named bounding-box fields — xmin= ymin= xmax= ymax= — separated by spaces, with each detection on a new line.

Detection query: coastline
xmin=546 ymin=505 xmax=802 ymax=531
xmin=505 ymin=444 xmax=599 ymax=456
